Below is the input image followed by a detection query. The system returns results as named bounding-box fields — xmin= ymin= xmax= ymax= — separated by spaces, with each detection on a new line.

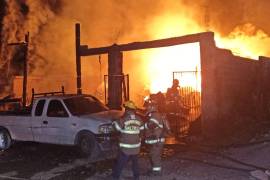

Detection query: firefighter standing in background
xmin=166 ymin=79 xmax=181 ymax=110
xmin=151 ymin=91 xmax=166 ymax=114
xmin=111 ymin=101 xmax=143 ymax=180
xmin=144 ymin=99 xmax=170 ymax=176
xmin=166 ymin=79 xmax=181 ymax=135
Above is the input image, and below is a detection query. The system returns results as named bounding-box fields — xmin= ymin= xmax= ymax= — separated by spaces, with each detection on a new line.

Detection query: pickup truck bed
xmin=0 ymin=110 xmax=31 ymax=116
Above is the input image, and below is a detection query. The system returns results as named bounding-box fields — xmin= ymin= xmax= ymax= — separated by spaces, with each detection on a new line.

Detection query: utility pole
xmin=75 ymin=23 xmax=82 ymax=94
xmin=8 ymin=32 xmax=29 ymax=107
xmin=22 ymin=33 xmax=29 ymax=107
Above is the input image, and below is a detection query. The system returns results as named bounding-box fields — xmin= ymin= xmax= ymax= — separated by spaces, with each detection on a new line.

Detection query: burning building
xmin=1 ymin=0 xmax=270 ymax=142
xmin=76 ymin=26 xmax=270 ymax=143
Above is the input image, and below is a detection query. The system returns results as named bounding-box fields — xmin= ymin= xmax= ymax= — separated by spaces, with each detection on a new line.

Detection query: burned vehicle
xmin=0 ymin=94 xmax=122 ymax=157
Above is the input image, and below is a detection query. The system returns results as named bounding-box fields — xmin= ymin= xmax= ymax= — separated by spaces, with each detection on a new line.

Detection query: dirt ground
xmin=0 ymin=134 xmax=270 ymax=180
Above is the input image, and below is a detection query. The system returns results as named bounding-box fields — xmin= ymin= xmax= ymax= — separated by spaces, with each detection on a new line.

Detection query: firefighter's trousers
xmin=149 ymin=142 xmax=164 ymax=173
xmin=112 ymin=151 xmax=139 ymax=180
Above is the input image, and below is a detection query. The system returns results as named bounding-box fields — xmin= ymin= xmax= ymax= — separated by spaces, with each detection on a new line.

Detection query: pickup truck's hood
xmin=79 ymin=110 xmax=123 ymax=124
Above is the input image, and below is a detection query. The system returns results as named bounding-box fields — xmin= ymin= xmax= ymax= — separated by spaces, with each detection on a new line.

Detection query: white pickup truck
xmin=0 ymin=94 xmax=122 ymax=157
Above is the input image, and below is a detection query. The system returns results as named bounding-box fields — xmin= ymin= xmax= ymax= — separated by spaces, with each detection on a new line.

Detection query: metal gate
xmin=171 ymin=70 xmax=201 ymax=137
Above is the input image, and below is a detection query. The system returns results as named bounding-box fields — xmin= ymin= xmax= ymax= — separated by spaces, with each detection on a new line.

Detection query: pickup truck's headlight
xmin=99 ymin=124 xmax=113 ymax=134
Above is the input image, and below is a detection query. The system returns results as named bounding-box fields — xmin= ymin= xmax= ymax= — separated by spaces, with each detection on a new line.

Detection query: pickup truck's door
xmin=31 ymin=99 xmax=46 ymax=142
xmin=7 ymin=116 xmax=33 ymax=141
xmin=40 ymin=99 xmax=73 ymax=144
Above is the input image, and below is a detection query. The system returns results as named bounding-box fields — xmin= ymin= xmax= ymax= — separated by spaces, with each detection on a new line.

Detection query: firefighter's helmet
xmin=123 ymin=100 xmax=137 ymax=110
xmin=173 ymin=79 xmax=179 ymax=87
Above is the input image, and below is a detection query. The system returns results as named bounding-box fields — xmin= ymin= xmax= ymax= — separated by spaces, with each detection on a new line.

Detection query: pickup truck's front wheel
xmin=0 ymin=128 xmax=11 ymax=150
xmin=77 ymin=132 xmax=99 ymax=157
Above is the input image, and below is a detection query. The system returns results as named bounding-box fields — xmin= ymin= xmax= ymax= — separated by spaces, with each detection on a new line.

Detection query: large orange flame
xmin=141 ymin=14 xmax=202 ymax=93
xmin=139 ymin=15 xmax=269 ymax=94
xmin=143 ymin=43 xmax=201 ymax=93
xmin=215 ymin=23 xmax=270 ymax=60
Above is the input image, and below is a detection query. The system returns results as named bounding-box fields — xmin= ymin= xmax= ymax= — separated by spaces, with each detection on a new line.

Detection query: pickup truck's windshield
xmin=64 ymin=96 xmax=109 ymax=116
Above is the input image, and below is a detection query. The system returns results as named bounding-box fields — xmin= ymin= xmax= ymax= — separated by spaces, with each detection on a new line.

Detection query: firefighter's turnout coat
xmin=113 ymin=110 xmax=143 ymax=155
xmin=166 ymin=87 xmax=181 ymax=114
xmin=144 ymin=112 xmax=168 ymax=144
xmin=144 ymin=111 xmax=170 ymax=172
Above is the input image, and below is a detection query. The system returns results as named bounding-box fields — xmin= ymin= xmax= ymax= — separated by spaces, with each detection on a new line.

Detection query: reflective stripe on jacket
xmin=144 ymin=118 xmax=164 ymax=129
xmin=144 ymin=112 xmax=165 ymax=145
xmin=152 ymin=166 xmax=162 ymax=171
xmin=119 ymin=142 xmax=141 ymax=148
xmin=145 ymin=137 xmax=165 ymax=144
xmin=113 ymin=121 xmax=140 ymax=134
xmin=113 ymin=111 xmax=143 ymax=155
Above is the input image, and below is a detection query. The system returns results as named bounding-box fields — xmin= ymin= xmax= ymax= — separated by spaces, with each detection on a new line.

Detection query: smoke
xmin=0 ymin=0 xmax=61 ymax=96
xmin=0 ymin=0 xmax=270 ymax=98
xmin=0 ymin=0 xmax=25 ymax=95
xmin=0 ymin=0 xmax=21 ymax=71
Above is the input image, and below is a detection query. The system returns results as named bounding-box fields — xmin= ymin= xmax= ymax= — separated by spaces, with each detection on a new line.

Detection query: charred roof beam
xmin=79 ymin=31 xmax=214 ymax=56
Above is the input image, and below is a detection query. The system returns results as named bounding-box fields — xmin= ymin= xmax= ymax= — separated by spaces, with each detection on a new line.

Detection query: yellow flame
xmin=140 ymin=15 xmax=270 ymax=94
xmin=142 ymin=43 xmax=201 ymax=93
xmin=215 ymin=23 xmax=270 ymax=60
xmin=141 ymin=14 xmax=202 ymax=93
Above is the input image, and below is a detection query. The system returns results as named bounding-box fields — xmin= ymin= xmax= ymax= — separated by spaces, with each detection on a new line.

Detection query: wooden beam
xmin=107 ymin=50 xmax=123 ymax=110
xmin=80 ymin=32 xmax=214 ymax=56
xmin=22 ymin=32 xmax=29 ymax=107
xmin=75 ymin=23 xmax=82 ymax=94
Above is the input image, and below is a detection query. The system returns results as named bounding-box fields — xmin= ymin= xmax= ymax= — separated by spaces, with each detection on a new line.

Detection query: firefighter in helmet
xmin=166 ymin=79 xmax=180 ymax=106
xmin=144 ymin=98 xmax=170 ymax=176
xmin=166 ymin=79 xmax=182 ymax=135
xmin=111 ymin=100 xmax=143 ymax=180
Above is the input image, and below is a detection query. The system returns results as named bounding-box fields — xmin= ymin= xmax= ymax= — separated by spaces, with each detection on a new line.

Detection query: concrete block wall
xmin=215 ymin=50 xmax=260 ymax=140
xmin=259 ymin=56 xmax=270 ymax=121
xmin=201 ymin=36 xmax=270 ymax=143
